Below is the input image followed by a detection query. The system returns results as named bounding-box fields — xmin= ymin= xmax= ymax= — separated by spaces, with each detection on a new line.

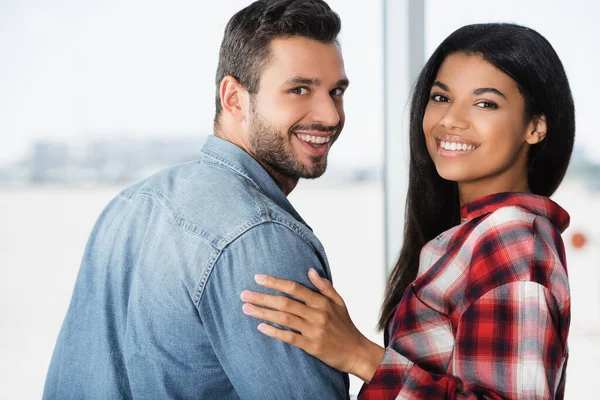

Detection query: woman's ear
xmin=525 ymin=114 xmax=547 ymax=145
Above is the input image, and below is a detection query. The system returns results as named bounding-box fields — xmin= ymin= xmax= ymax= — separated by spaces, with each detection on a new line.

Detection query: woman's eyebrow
xmin=473 ymin=87 xmax=507 ymax=100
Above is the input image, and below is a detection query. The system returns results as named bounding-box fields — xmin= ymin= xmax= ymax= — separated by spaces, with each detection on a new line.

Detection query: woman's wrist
xmin=350 ymin=337 xmax=386 ymax=383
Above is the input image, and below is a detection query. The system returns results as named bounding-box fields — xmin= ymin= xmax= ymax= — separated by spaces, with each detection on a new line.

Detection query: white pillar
xmin=382 ymin=0 xmax=425 ymax=274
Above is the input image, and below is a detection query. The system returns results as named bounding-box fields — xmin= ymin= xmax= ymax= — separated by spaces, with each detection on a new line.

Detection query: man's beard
xmin=248 ymin=109 xmax=338 ymax=180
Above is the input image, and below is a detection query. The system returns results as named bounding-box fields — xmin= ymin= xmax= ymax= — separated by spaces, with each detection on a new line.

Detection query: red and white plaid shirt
xmin=360 ymin=193 xmax=570 ymax=400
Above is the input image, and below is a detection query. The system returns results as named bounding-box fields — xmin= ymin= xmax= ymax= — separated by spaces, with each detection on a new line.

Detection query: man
xmin=43 ymin=0 xmax=350 ymax=398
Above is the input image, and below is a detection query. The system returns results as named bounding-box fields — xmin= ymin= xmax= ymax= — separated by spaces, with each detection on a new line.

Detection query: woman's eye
xmin=291 ymin=87 xmax=309 ymax=95
xmin=431 ymin=94 xmax=449 ymax=102
xmin=475 ymin=101 xmax=498 ymax=109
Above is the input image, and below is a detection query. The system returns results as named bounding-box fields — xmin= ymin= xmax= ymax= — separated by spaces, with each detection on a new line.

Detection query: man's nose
xmin=311 ymin=94 xmax=341 ymax=128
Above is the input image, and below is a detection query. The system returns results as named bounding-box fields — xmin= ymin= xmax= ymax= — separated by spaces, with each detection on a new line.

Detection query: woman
xmin=241 ymin=23 xmax=575 ymax=399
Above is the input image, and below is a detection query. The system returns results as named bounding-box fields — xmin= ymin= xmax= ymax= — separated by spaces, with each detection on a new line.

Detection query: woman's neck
xmin=458 ymin=178 xmax=531 ymax=206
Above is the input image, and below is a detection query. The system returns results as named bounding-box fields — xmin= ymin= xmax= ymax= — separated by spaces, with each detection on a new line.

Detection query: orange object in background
xmin=571 ymin=232 xmax=587 ymax=249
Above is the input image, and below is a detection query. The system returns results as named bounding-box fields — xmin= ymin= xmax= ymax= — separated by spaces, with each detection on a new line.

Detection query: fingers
xmin=242 ymin=303 xmax=308 ymax=332
xmin=308 ymin=268 xmax=345 ymax=307
xmin=307 ymin=267 xmax=329 ymax=292
xmin=241 ymin=290 xmax=311 ymax=319
xmin=253 ymin=273 xmax=323 ymax=308
xmin=256 ymin=323 xmax=310 ymax=351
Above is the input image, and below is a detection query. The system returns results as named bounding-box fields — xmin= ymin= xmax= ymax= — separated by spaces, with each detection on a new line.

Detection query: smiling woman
xmin=423 ymin=52 xmax=548 ymax=205
xmin=243 ymin=22 xmax=576 ymax=399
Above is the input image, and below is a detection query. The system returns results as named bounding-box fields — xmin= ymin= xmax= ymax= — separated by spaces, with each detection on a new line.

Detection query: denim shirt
xmin=44 ymin=136 xmax=350 ymax=399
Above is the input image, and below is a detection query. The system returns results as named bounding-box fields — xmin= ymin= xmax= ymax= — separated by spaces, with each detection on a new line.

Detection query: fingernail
xmin=258 ymin=323 xmax=269 ymax=333
xmin=308 ymin=268 xmax=318 ymax=277
xmin=240 ymin=290 xmax=253 ymax=301
xmin=242 ymin=304 xmax=256 ymax=314
xmin=255 ymin=274 xmax=267 ymax=284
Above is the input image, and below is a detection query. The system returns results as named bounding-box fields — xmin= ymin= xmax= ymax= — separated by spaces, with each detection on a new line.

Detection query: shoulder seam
xmin=192 ymin=219 xmax=320 ymax=307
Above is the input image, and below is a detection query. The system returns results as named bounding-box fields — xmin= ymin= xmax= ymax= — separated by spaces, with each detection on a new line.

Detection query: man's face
xmin=246 ymin=36 xmax=348 ymax=180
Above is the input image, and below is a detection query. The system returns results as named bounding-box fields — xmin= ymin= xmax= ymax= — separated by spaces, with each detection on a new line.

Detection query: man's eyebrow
xmin=283 ymin=77 xmax=350 ymax=88
xmin=473 ymin=87 xmax=507 ymax=99
xmin=284 ymin=77 xmax=322 ymax=86
xmin=336 ymin=78 xmax=350 ymax=88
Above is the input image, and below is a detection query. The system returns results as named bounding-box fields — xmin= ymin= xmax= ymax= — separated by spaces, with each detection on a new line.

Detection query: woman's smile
xmin=436 ymin=134 xmax=480 ymax=156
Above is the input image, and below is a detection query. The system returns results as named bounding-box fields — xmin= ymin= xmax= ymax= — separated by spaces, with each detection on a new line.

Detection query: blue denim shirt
xmin=44 ymin=136 xmax=350 ymax=399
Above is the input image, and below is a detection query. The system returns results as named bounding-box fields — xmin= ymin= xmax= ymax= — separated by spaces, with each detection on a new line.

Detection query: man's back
xmin=43 ymin=136 xmax=348 ymax=399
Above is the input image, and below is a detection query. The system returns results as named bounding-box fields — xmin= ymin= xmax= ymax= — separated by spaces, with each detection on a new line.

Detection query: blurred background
xmin=0 ymin=0 xmax=598 ymax=398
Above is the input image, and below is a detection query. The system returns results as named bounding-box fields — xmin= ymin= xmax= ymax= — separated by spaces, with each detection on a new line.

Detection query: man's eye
xmin=291 ymin=87 xmax=309 ymax=95
xmin=331 ymin=88 xmax=345 ymax=96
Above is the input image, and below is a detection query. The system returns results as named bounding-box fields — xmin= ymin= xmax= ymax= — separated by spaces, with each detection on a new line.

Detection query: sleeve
xmin=198 ymin=222 xmax=350 ymax=400
xmin=359 ymin=281 xmax=566 ymax=400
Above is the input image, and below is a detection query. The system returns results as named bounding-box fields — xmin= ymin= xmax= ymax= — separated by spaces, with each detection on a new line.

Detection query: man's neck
xmin=213 ymin=132 xmax=298 ymax=196
xmin=259 ymin=164 xmax=298 ymax=196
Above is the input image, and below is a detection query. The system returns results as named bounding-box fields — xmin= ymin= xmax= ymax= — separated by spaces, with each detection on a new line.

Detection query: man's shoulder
xmin=119 ymin=161 xmax=307 ymax=249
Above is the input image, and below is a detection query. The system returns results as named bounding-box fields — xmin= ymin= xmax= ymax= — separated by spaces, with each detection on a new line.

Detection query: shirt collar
xmin=200 ymin=135 xmax=308 ymax=226
xmin=460 ymin=192 xmax=570 ymax=232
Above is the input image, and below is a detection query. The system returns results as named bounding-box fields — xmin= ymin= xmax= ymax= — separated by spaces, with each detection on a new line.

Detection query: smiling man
xmin=217 ymin=33 xmax=348 ymax=194
xmin=43 ymin=1 xmax=350 ymax=399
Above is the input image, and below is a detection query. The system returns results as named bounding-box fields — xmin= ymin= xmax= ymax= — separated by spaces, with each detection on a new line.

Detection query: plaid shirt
xmin=360 ymin=193 xmax=570 ymax=400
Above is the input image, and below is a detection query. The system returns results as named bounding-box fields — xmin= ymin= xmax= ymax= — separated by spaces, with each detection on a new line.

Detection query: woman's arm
xmin=243 ymin=273 xmax=566 ymax=399
xmin=241 ymin=268 xmax=385 ymax=382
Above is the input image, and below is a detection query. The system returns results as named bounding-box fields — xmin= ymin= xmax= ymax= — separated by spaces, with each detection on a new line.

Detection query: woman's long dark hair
xmin=378 ymin=23 xmax=576 ymax=331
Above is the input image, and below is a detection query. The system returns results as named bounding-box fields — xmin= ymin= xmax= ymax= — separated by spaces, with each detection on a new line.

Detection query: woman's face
xmin=422 ymin=52 xmax=545 ymax=204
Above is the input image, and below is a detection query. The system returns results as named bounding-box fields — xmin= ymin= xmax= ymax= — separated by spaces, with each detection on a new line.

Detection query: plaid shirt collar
xmin=460 ymin=192 xmax=570 ymax=233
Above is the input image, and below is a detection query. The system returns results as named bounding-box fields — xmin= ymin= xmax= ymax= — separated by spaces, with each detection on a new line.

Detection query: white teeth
xmin=439 ymin=140 xmax=476 ymax=152
xmin=297 ymin=134 xmax=331 ymax=145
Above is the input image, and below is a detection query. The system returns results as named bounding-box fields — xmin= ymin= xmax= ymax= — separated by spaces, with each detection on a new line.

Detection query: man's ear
xmin=219 ymin=76 xmax=248 ymax=122
xmin=525 ymin=114 xmax=547 ymax=145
